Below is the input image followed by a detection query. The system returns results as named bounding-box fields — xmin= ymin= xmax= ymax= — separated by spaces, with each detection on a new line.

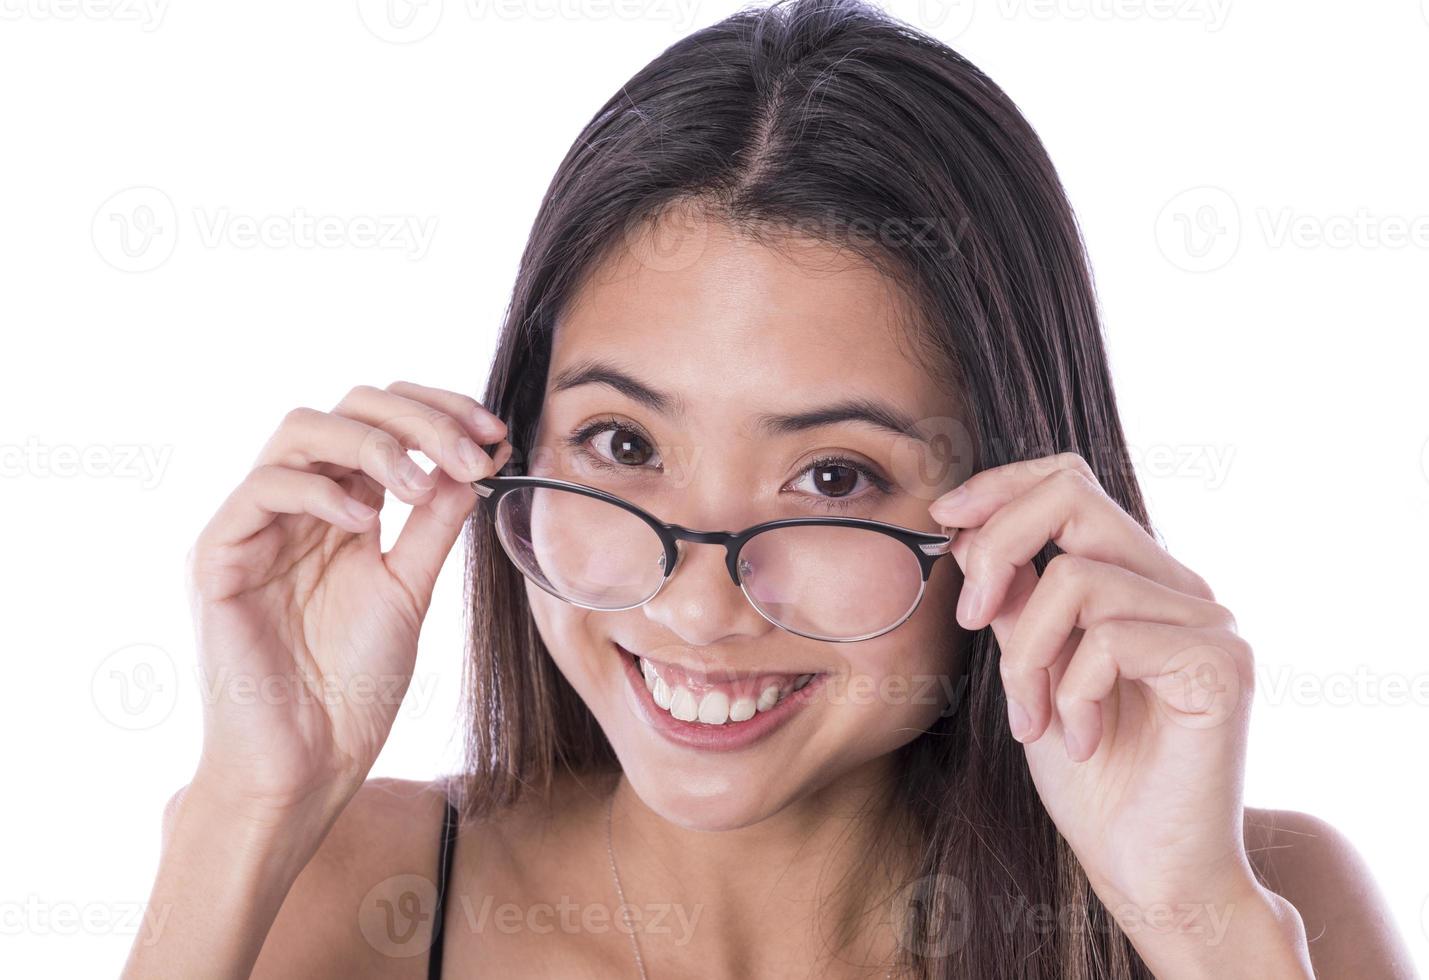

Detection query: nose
xmin=639 ymin=535 xmax=771 ymax=646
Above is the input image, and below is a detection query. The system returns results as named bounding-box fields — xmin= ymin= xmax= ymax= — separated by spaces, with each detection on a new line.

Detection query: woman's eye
xmin=572 ymin=420 xmax=661 ymax=469
xmin=790 ymin=458 xmax=891 ymax=502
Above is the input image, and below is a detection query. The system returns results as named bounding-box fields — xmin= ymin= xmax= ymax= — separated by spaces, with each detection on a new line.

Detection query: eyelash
xmin=565 ymin=417 xmax=895 ymax=510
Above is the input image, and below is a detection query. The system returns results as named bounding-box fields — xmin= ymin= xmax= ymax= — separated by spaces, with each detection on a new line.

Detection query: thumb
xmin=384 ymin=468 xmax=477 ymax=613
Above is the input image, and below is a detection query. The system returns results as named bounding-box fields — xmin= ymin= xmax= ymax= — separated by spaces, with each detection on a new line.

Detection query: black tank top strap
xmin=428 ymin=795 xmax=459 ymax=980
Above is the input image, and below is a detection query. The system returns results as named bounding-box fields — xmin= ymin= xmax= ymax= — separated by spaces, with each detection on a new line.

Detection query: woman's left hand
xmin=928 ymin=452 xmax=1310 ymax=972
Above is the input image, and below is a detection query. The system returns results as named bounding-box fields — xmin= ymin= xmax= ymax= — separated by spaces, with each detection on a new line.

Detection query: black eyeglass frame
xmin=470 ymin=474 xmax=956 ymax=643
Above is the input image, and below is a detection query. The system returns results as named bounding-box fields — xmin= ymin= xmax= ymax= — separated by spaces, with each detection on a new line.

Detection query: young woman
xmin=123 ymin=1 xmax=1415 ymax=976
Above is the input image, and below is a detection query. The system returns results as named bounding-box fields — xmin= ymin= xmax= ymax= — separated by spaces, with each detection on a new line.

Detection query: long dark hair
xmin=458 ymin=1 xmax=1155 ymax=975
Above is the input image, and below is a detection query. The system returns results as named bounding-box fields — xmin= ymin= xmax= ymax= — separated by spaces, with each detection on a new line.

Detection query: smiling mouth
xmin=637 ymin=657 xmax=814 ymax=725
xmin=616 ymin=644 xmax=822 ymax=727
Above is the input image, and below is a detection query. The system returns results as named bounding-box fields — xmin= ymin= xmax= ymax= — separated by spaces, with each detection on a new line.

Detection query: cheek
xmin=525 ymin=582 xmax=605 ymax=694
xmin=829 ymin=577 xmax=967 ymax=742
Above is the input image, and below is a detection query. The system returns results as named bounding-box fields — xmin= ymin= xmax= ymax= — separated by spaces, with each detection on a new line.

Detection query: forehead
xmin=548 ymin=212 xmax=949 ymax=425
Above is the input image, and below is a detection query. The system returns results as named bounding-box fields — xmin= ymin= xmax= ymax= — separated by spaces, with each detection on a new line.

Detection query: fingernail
xmin=457 ymin=438 xmax=486 ymax=476
xmin=475 ymin=410 xmax=507 ymax=437
xmin=929 ymin=485 xmax=968 ymax=519
xmin=344 ymin=498 xmax=377 ymax=523
xmin=397 ymin=458 xmax=433 ymax=491
xmin=956 ymin=583 xmax=983 ymax=627
xmin=1006 ymin=698 xmax=1031 ymax=742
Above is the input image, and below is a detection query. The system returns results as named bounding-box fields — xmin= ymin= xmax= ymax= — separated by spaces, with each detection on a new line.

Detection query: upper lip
xmin=614 ymin=642 xmax=823 ymax=680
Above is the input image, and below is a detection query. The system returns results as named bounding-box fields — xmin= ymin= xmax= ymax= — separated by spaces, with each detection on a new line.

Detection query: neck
xmin=607 ymin=755 xmax=912 ymax=980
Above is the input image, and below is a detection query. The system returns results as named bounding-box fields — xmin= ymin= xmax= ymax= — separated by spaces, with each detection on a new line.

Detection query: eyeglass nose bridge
xmin=659 ymin=524 xmax=746 ymax=588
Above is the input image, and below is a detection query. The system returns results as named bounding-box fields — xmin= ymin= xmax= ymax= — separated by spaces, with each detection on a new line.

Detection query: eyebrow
xmin=548 ymin=357 xmax=929 ymax=443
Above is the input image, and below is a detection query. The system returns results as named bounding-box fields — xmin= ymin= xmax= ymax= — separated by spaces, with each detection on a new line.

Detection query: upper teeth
xmin=637 ymin=657 xmax=813 ymax=726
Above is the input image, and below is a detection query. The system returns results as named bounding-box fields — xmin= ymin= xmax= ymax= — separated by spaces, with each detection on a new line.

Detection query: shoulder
xmin=1243 ymin=806 xmax=1416 ymax=978
xmin=247 ymin=777 xmax=453 ymax=979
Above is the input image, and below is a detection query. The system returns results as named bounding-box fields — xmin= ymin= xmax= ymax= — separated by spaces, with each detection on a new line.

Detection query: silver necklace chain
xmin=604 ymin=788 xmax=894 ymax=980
xmin=606 ymin=790 xmax=651 ymax=980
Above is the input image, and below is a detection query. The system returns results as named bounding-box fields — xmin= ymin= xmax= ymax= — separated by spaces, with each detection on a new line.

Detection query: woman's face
xmin=524 ymin=209 xmax=969 ymax=831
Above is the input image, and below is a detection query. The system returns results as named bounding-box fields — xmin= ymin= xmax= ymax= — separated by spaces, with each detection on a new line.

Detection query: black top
xmin=428 ymin=798 xmax=459 ymax=980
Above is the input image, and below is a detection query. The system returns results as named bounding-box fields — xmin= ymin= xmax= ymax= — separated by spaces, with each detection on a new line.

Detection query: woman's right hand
xmin=183 ymin=381 xmax=511 ymax=825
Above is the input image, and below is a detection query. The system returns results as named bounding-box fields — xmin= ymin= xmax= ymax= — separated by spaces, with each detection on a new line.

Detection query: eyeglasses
xmin=470 ymin=474 xmax=954 ymax=643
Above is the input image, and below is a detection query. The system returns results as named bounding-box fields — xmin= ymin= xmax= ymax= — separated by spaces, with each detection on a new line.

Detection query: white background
xmin=2 ymin=1 xmax=1426 ymax=974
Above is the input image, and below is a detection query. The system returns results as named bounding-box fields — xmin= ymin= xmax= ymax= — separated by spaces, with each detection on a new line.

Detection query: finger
xmin=331 ymin=384 xmax=504 ymax=485
xmin=384 ymin=471 xmax=468 ymax=610
xmin=384 ymin=380 xmax=507 ymax=443
xmin=1053 ymin=621 xmax=1251 ymax=762
xmin=937 ymin=456 xmax=1212 ymax=632
xmin=386 ymin=440 xmax=514 ymax=610
xmin=197 ymin=464 xmax=377 ymax=555
xmin=995 ymin=553 xmax=1233 ymax=743
xmin=254 ymin=407 xmax=444 ymax=505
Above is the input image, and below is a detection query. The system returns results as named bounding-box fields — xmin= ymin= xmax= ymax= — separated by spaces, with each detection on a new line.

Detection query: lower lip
xmin=616 ymin=643 xmax=827 ymax=753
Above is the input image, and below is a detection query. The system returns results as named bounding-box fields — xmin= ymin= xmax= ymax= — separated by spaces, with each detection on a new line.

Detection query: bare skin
xmin=124 ymin=214 xmax=1417 ymax=979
